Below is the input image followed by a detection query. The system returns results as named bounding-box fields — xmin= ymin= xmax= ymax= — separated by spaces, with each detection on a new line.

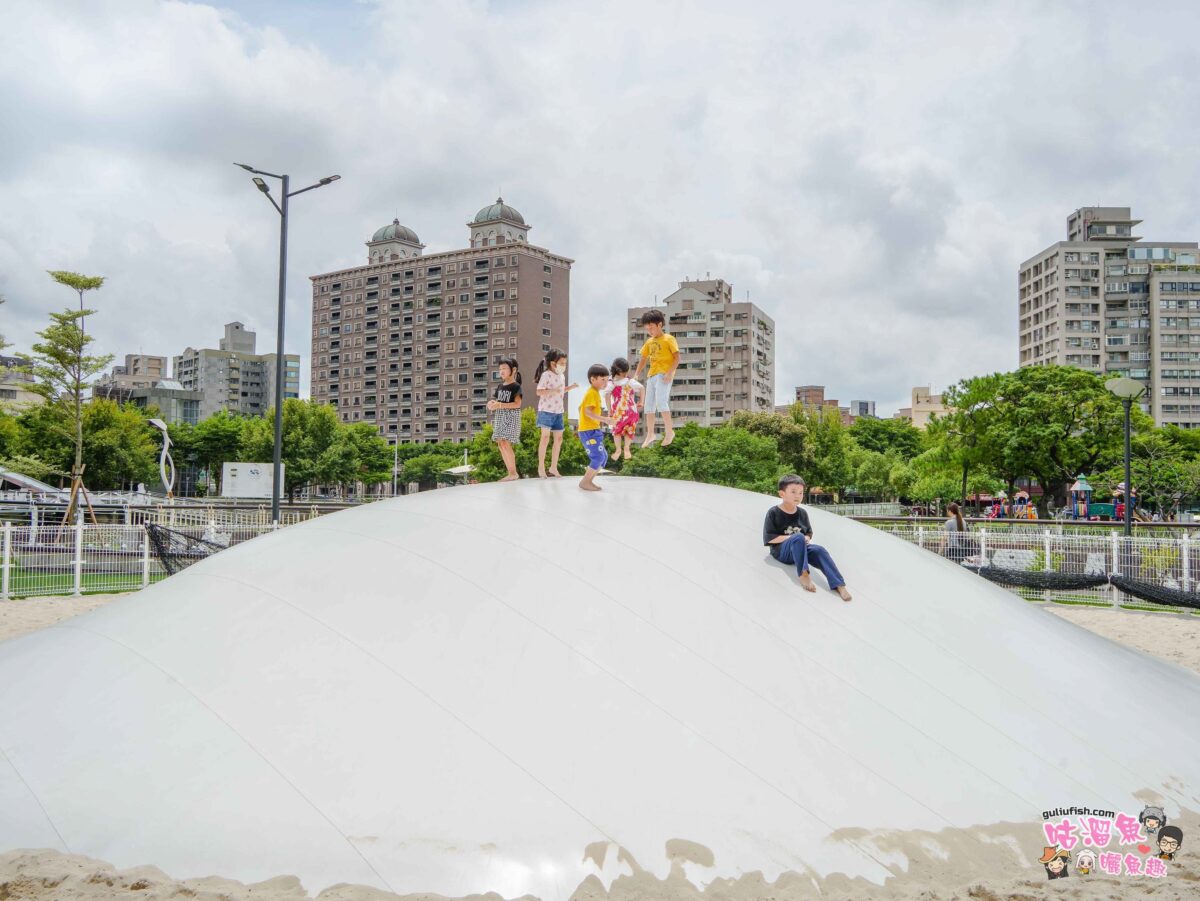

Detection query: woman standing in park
xmin=944 ymin=501 xmax=967 ymax=562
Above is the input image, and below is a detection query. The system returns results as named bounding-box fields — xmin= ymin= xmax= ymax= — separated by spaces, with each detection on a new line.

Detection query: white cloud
xmin=2 ymin=0 xmax=1199 ymax=415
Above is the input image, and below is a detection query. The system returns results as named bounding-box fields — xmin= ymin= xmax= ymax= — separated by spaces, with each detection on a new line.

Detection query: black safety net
xmin=145 ymin=523 xmax=228 ymax=576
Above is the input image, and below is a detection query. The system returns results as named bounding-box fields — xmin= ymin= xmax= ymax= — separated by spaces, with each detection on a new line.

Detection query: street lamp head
xmin=234 ymin=162 xmax=255 ymax=172
xmin=1106 ymin=377 xmax=1146 ymax=401
xmin=252 ymin=177 xmax=271 ymax=194
xmin=319 ymin=175 xmax=341 ymax=185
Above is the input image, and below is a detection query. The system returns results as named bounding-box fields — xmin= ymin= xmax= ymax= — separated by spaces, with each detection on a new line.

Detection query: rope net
xmin=145 ymin=523 xmax=229 ymax=576
xmin=965 ymin=564 xmax=1200 ymax=610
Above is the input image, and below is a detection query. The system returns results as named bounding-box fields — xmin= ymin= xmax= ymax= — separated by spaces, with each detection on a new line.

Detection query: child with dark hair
xmin=533 ymin=348 xmax=577 ymax=478
xmin=605 ymin=357 xmax=643 ymax=462
xmin=763 ymin=474 xmax=852 ymax=601
xmin=486 ymin=356 xmax=522 ymax=482
xmin=633 ymin=309 xmax=679 ymax=448
xmin=578 ymin=364 xmax=616 ymax=492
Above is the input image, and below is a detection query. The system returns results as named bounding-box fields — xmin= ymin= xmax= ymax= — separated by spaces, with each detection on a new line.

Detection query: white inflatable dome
xmin=1 ymin=478 xmax=1198 ymax=898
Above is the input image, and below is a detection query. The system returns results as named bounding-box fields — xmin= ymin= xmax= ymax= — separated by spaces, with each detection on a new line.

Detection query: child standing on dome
xmin=534 ymin=348 xmax=578 ymax=479
xmin=578 ymin=364 xmax=617 ymax=492
xmin=486 ymin=356 xmax=522 ymax=482
xmin=633 ymin=309 xmax=680 ymax=448
xmin=604 ymin=357 xmax=643 ymax=462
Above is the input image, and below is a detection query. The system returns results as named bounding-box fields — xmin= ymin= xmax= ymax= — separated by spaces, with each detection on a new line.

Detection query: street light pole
xmin=273 ymin=174 xmax=289 ymax=524
xmin=1106 ymin=376 xmax=1146 ymax=539
xmin=235 ymin=164 xmax=340 ymax=524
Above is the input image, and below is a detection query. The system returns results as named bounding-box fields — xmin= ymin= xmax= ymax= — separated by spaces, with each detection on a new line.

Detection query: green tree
xmin=341 ymin=423 xmax=394 ymax=488
xmin=191 ymin=411 xmax=246 ymax=492
xmin=28 ymin=308 xmax=112 ymax=489
xmin=726 ymin=409 xmax=812 ymax=475
xmin=990 ymin=365 xmax=1143 ymax=513
xmin=402 ymin=451 xmax=464 ymax=490
xmin=1096 ymin=430 xmax=1190 ymax=515
xmin=682 ymin=427 xmax=781 ymax=493
xmin=848 ymin=416 xmax=924 ymax=459
xmin=78 ymin=400 xmax=158 ymax=490
xmin=797 ymin=406 xmax=854 ymax=498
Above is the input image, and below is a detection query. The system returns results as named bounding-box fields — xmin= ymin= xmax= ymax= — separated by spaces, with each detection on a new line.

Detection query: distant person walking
xmin=943 ymin=501 xmax=967 ymax=562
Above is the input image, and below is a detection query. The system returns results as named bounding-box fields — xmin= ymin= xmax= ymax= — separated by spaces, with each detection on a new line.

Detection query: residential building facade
xmin=627 ymin=278 xmax=774 ymax=427
xmin=173 ymin=322 xmax=300 ymax=420
xmin=93 ymin=354 xmax=167 ymax=397
xmin=1019 ymin=206 xmax=1200 ymax=426
xmin=0 ymin=355 xmax=39 ymax=409
xmin=127 ymin=380 xmax=203 ymax=425
xmin=894 ymin=386 xmax=948 ymax=429
xmin=309 ymin=199 xmax=572 ymax=444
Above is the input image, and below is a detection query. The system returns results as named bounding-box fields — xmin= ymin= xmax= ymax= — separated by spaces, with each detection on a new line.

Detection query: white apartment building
xmin=1019 ymin=207 xmax=1200 ymax=426
xmin=627 ymin=278 xmax=774 ymax=426
xmin=173 ymin=322 xmax=300 ymax=421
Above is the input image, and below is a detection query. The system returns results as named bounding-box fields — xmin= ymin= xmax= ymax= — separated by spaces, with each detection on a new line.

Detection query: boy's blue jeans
xmin=776 ymin=533 xmax=846 ymax=589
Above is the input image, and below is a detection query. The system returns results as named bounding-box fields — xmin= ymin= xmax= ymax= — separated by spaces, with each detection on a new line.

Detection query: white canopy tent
xmin=0 ymin=478 xmax=1197 ymax=898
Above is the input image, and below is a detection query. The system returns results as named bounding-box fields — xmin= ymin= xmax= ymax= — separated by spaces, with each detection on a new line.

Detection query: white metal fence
xmin=0 ymin=522 xmax=276 ymax=600
xmin=874 ymin=523 xmax=1200 ymax=613
xmin=823 ymin=502 xmax=905 ymax=517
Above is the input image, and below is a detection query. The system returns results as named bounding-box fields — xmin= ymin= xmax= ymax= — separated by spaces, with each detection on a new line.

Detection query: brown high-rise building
xmin=309 ymin=199 xmax=572 ymax=444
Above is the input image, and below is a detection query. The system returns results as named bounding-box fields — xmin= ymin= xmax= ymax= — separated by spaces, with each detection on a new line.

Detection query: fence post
xmin=917 ymin=526 xmax=925 ymax=550
xmin=141 ymin=526 xmax=151 ymax=588
xmin=1183 ymin=533 xmax=1191 ymax=594
xmin=73 ymin=523 xmax=83 ymax=597
xmin=1 ymin=522 xmax=10 ymax=601
xmin=1110 ymin=531 xmax=1121 ymax=608
xmin=979 ymin=528 xmax=988 ymax=565
xmin=1044 ymin=529 xmax=1053 ymax=603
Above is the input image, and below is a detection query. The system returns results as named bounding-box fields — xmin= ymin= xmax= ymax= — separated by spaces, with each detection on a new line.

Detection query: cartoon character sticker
xmin=1075 ymin=849 xmax=1096 ymax=874
xmin=1039 ymin=845 xmax=1071 ymax=879
xmin=1139 ymin=806 xmax=1166 ymax=836
xmin=1157 ymin=826 xmax=1183 ymax=861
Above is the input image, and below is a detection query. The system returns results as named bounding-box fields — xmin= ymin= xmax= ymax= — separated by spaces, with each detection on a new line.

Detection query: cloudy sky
xmin=3 ymin=0 xmax=1199 ymax=415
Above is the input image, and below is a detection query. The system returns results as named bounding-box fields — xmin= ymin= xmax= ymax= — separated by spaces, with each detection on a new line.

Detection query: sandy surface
xmin=1045 ymin=604 xmax=1200 ymax=676
xmin=3 ymin=596 xmax=1200 ymax=899
xmin=0 ymin=593 xmax=127 ymax=643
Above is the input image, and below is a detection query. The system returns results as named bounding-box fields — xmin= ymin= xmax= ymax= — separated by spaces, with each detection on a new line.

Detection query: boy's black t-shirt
xmin=763 ymin=504 xmax=812 ymax=559
xmin=493 ymin=381 xmax=522 ymax=405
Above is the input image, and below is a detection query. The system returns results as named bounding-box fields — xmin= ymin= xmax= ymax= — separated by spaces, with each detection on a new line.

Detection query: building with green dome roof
xmin=310 ymin=198 xmax=571 ymax=446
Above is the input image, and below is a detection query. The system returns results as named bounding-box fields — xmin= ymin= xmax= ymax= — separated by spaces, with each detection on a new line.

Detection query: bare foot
xmin=836 ymin=586 xmax=853 ymax=602
xmin=538 ymin=469 xmax=547 ymax=479
xmin=662 ymin=430 xmax=676 ymax=447
xmin=623 ymin=453 xmax=632 ymax=460
xmin=579 ymin=480 xmax=601 ymax=491
xmin=548 ymin=469 xmax=562 ymax=478
xmin=798 ymin=573 xmax=817 ymax=592
xmin=499 ymin=474 xmax=519 ymax=482
xmin=641 ymin=434 xmax=660 ymax=448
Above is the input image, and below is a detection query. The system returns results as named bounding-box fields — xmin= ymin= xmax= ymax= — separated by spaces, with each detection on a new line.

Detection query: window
xmin=543 ymin=281 xmax=551 ymax=289
xmin=542 ymin=328 xmax=551 ymax=337
xmin=542 ymin=312 xmax=551 ymax=320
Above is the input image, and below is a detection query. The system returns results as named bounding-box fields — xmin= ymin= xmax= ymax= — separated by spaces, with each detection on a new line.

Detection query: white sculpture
xmin=147 ymin=417 xmax=175 ymax=498
xmin=0 ymin=479 xmax=1196 ymax=898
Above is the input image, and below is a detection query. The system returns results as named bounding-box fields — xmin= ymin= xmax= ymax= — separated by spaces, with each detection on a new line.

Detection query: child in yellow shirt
xmin=578 ymin=363 xmax=616 ymax=491
xmin=632 ymin=309 xmax=680 ymax=448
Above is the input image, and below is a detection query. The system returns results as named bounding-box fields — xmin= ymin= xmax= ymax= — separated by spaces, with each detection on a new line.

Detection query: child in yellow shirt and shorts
xmin=633 ymin=309 xmax=680 ymax=448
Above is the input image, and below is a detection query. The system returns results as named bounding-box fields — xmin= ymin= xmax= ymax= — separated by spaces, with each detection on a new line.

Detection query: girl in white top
xmin=533 ymin=348 xmax=577 ymax=479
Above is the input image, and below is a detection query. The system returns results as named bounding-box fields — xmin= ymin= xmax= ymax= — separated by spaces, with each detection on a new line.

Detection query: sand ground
xmin=2 ymin=594 xmax=1199 ymax=900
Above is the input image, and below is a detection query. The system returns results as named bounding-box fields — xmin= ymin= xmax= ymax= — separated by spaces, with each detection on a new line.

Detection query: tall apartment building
xmin=92 ymin=354 xmax=167 ymax=400
xmin=173 ymin=322 xmax=300 ymax=421
xmin=627 ymin=278 xmax=774 ymax=426
xmin=309 ymin=199 xmax=572 ymax=444
xmin=1019 ymin=206 xmax=1200 ymax=426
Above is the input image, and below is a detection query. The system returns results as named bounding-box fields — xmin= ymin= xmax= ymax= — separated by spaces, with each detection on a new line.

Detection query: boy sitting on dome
xmin=763 ymin=474 xmax=852 ymax=602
